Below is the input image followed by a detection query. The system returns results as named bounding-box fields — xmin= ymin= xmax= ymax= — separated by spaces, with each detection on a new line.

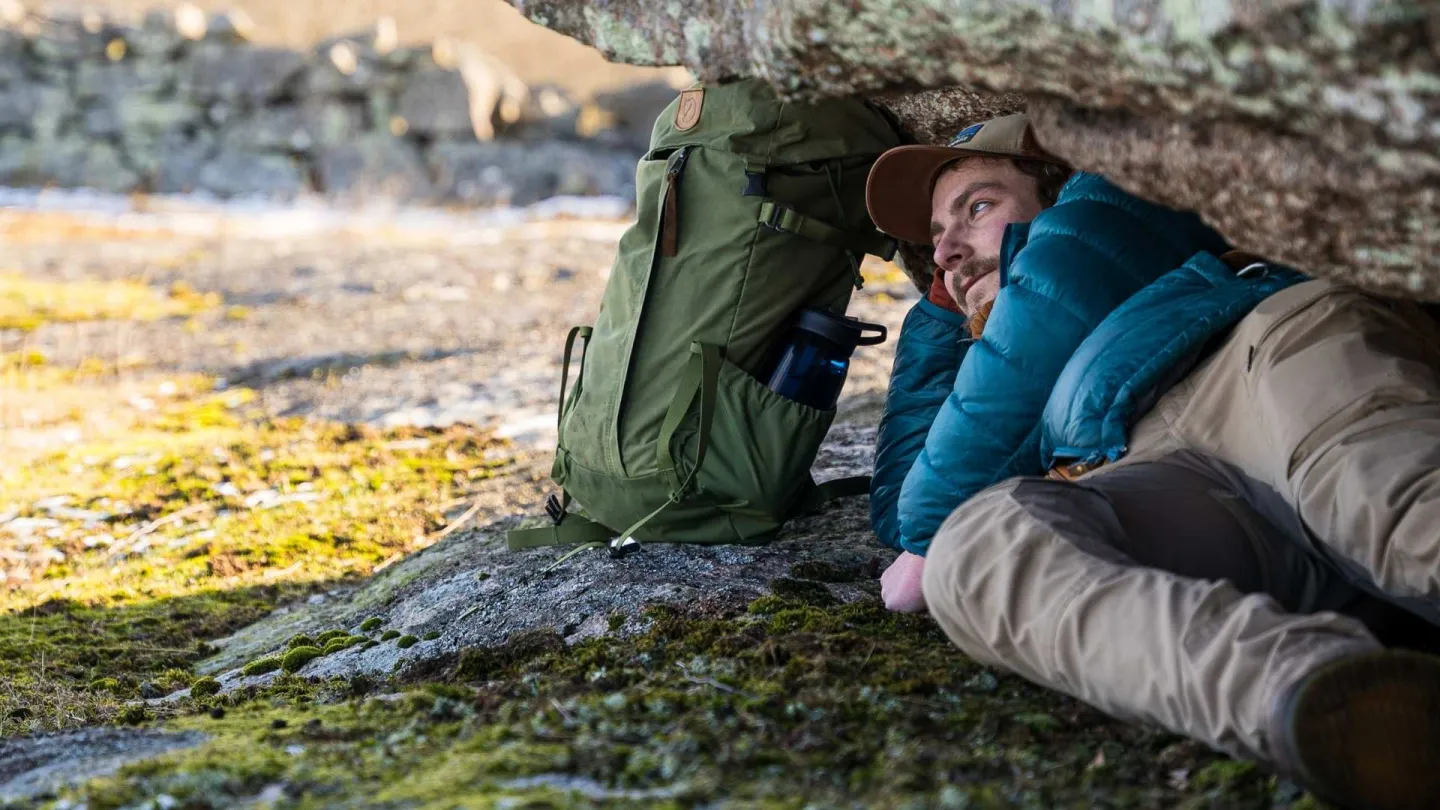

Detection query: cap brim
xmin=865 ymin=145 xmax=959 ymax=246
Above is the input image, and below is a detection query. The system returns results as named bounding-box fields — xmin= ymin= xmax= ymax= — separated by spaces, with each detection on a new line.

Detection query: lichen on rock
xmin=507 ymin=0 xmax=1440 ymax=299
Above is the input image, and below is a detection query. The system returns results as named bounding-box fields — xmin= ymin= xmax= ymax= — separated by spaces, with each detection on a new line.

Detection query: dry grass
xmin=40 ymin=0 xmax=691 ymax=98
xmin=0 ymin=272 xmax=219 ymax=331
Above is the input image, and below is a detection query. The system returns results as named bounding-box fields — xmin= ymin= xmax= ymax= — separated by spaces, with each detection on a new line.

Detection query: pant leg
xmin=1088 ymin=453 xmax=1440 ymax=652
xmin=922 ymin=464 xmax=1380 ymax=762
xmin=1166 ymin=281 xmax=1440 ymax=622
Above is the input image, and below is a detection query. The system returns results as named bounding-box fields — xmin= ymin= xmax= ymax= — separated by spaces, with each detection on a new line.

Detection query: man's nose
xmin=933 ymin=227 xmax=970 ymax=272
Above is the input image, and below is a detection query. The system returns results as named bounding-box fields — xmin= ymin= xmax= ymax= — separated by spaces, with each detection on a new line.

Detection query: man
xmin=866 ymin=113 xmax=1440 ymax=810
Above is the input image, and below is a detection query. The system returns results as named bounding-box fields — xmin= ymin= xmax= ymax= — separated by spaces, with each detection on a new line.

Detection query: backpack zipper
xmin=659 ymin=146 xmax=694 ymax=257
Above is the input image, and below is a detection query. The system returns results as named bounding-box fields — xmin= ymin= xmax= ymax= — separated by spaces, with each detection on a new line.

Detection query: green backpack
xmin=507 ymin=78 xmax=903 ymax=555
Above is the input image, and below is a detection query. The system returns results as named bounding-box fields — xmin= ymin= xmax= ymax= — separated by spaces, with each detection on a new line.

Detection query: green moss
xmin=422 ymin=631 xmax=441 ymax=641
xmin=607 ymin=613 xmax=626 ymax=632
xmin=286 ymin=634 xmax=316 ymax=650
xmin=456 ymin=629 xmax=565 ymax=681
xmin=89 ymin=677 xmax=120 ymax=693
xmin=280 ymin=646 xmax=323 ymax=673
xmin=241 ymin=656 xmax=282 ymax=677
xmin=396 ymin=635 xmax=419 ymax=649
xmin=1192 ymin=759 xmax=1265 ymax=790
xmin=315 ymin=629 xmax=349 ymax=645
xmin=767 ymin=577 xmax=837 ymax=607
xmin=746 ymin=595 xmax=786 ymax=615
xmin=116 ymin=705 xmax=148 ymax=725
xmin=55 ymin=593 xmax=1313 ymax=809
xmin=359 ymin=617 xmax=383 ymax=633
xmin=380 ymin=630 xmax=401 ymax=641
xmin=189 ymin=677 xmax=221 ymax=698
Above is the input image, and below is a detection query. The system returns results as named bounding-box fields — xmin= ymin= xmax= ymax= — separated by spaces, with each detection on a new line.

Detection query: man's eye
xmin=970 ymin=200 xmax=992 ymax=217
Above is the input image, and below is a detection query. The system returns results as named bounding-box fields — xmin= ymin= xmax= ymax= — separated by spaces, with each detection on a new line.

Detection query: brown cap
xmin=865 ymin=113 xmax=1061 ymax=246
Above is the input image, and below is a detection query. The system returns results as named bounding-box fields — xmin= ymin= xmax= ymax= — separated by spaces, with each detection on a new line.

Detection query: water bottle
xmin=766 ymin=309 xmax=887 ymax=409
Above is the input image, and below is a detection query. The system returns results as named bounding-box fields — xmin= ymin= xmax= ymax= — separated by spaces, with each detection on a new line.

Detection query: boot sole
xmin=1287 ymin=650 xmax=1440 ymax=810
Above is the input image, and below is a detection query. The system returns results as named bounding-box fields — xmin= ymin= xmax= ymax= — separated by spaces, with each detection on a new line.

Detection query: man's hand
xmin=880 ymin=551 xmax=927 ymax=613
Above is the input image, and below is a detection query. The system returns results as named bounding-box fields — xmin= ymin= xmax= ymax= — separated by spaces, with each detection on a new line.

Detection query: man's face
xmin=929 ymin=158 xmax=1046 ymax=316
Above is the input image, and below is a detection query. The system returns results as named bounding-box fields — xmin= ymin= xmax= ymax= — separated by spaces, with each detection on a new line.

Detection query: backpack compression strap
xmin=655 ymin=341 xmax=721 ymax=497
xmin=758 ymin=201 xmax=898 ymax=261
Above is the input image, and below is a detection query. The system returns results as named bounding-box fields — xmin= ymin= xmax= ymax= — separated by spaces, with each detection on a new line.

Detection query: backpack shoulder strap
xmin=758 ymin=201 xmax=897 ymax=261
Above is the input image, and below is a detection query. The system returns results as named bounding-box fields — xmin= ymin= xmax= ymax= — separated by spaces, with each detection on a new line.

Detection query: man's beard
xmin=956 ymin=255 xmax=1000 ymax=286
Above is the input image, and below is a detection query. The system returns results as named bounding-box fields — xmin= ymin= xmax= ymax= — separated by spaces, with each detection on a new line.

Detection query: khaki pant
xmin=923 ymin=280 xmax=1440 ymax=762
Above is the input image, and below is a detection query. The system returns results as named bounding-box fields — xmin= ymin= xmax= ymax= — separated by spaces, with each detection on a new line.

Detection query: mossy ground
xmin=49 ymin=595 xmax=1310 ymax=809
xmin=1 ymin=376 xmax=510 ymax=737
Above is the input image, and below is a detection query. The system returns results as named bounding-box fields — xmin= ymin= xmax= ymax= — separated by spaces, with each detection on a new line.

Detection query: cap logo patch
xmin=949 ymin=123 xmax=983 ymax=146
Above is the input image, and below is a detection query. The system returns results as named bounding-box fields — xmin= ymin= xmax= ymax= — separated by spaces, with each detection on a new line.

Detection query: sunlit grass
xmin=0 ymin=385 xmax=512 ymax=735
xmin=0 ymin=273 xmax=219 ymax=331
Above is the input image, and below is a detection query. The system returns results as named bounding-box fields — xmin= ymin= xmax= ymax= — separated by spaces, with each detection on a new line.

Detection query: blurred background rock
xmin=0 ymin=0 xmax=693 ymax=204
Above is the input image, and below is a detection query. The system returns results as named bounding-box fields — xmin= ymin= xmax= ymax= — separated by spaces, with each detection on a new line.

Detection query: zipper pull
xmin=660 ymin=147 xmax=693 ymax=258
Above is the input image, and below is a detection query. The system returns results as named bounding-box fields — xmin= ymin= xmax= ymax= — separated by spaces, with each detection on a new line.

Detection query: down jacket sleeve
xmin=870 ymin=298 xmax=970 ymax=550
xmin=895 ymin=173 xmax=1230 ymax=555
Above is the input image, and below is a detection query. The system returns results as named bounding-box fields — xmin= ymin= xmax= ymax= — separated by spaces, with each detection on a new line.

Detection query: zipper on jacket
xmin=659 ymin=146 xmax=694 ymax=258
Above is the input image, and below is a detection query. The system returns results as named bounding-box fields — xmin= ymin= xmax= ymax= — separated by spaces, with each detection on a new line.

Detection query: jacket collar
xmin=998 ymin=221 xmax=1032 ymax=289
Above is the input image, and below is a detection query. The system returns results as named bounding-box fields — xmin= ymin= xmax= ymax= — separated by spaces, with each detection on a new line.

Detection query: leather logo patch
xmin=675 ymin=89 xmax=704 ymax=131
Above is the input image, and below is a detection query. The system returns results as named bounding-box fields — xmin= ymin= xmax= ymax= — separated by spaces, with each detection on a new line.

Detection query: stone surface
xmin=396 ymin=68 xmax=476 ymax=138
xmin=74 ymin=58 xmax=175 ymax=101
xmin=427 ymin=139 xmax=637 ymax=205
xmin=315 ymin=134 xmax=431 ymax=199
xmin=586 ymin=79 xmax=678 ymax=150
xmin=0 ymin=82 xmax=72 ymax=140
xmin=0 ymin=728 xmax=206 ymax=802
xmin=39 ymin=138 xmax=142 ymax=194
xmin=193 ymin=422 xmax=889 ymax=687
xmin=506 ymin=0 xmax=1440 ymax=299
xmin=182 ymin=42 xmax=306 ymax=105
xmin=196 ymin=150 xmax=305 ymax=199
xmin=151 ymin=134 xmax=217 ymax=194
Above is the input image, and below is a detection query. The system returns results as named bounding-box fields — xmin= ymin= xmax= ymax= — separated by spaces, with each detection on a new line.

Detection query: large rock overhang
xmin=508 ymin=0 xmax=1439 ymax=299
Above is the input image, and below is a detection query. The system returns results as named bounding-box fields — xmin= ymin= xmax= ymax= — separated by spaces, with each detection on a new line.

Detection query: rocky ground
xmin=0 ymin=199 xmax=1317 ymax=808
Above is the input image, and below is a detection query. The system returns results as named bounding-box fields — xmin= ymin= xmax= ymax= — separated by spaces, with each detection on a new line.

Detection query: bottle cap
xmin=795 ymin=309 xmax=888 ymax=354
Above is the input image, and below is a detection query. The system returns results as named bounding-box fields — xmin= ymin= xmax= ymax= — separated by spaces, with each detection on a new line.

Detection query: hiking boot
xmin=1268 ymin=649 xmax=1440 ymax=810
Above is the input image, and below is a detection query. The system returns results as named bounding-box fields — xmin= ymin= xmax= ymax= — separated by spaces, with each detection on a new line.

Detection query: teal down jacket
xmin=871 ymin=172 xmax=1304 ymax=555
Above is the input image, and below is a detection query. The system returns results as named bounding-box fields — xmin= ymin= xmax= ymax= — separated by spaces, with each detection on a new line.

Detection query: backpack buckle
xmin=544 ymin=493 xmax=566 ymax=525
xmin=609 ymin=536 xmax=641 ymax=559
xmin=759 ymin=202 xmax=789 ymax=232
